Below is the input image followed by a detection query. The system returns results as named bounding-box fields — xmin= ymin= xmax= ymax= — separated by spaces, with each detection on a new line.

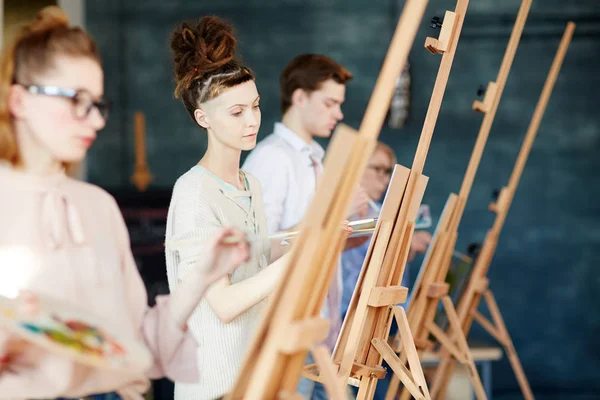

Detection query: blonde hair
xmin=374 ymin=141 xmax=397 ymax=165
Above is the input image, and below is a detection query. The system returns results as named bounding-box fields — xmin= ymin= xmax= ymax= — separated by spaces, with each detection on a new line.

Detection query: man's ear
xmin=291 ymin=88 xmax=309 ymax=109
xmin=8 ymin=84 xmax=28 ymax=119
xmin=194 ymin=107 xmax=210 ymax=129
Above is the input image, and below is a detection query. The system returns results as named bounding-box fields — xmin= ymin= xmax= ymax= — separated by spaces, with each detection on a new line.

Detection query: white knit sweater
xmin=164 ymin=166 xmax=271 ymax=400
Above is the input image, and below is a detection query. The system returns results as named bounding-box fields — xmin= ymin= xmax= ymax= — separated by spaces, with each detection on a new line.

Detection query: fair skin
xmin=282 ymin=79 xmax=345 ymax=143
xmin=361 ymin=148 xmax=432 ymax=262
xmin=10 ymin=56 xmax=105 ymax=175
xmin=170 ymin=227 xmax=251 ymax=329
xmin=7 ymin=55 xmax=249 ymax=319
xmin=362 ymin=149 xmax=394 ymax=201
xmin=281 ymin=78 xmax=370 ymax=230
xmin=193 ymin=79 xmax=294 ymax=323
xmin=194 ymin=80 xmax=261 ymax=187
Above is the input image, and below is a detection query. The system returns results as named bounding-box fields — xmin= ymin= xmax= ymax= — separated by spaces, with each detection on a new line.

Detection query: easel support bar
xmin=372 ymin=339 xmax=426 ymax=400
xmin=367 ymin=286 xmax=409 ymax=307
xmin=471 ymin=310 xmax=505 ymax=345
xmin=426 ymin=282 xmax=450 ymax=298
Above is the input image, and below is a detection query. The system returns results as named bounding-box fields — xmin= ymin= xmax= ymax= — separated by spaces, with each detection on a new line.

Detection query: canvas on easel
xmin=429 ymin=22 xmax=576 ymax=400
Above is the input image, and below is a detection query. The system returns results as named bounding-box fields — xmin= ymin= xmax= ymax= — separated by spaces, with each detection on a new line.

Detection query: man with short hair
xmin=244 ymin=53 xmax=366 ymax=400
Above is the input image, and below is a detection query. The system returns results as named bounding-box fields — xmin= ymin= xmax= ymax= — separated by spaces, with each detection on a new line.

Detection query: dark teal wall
xmin=85 ymin=1 xmax=600 ymax=398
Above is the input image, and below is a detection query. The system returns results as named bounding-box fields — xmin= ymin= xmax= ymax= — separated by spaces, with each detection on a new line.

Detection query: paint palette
xmin=270 ymin=218 xmax=378 ymax=243
xmin=348 ymin=218 xmax=378 ymax=231
xmin=0 ymin=293 xmax=152 ymax=373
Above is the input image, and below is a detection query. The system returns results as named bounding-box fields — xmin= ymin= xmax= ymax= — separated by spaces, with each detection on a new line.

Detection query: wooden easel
xmin=301 ymin=163 xmax=429 ymax=400
xmin=387 ymin=193 xmax=488 ymax=400
xmin=224 ymin=1 xmax=429 ymax=399
xmin=428 ymin=21 xmax=575 ymax=400
xmin=130 ymin=111 xmax=153 ymax=191
xmin=300 ymin=0 xmax=474 ymax=399
xmin=384 ymin=1 xmax=534 ymax=399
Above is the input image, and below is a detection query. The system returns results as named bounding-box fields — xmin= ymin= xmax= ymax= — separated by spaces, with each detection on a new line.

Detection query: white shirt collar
xmin=273 ymin=122 xmax=325 ymax=162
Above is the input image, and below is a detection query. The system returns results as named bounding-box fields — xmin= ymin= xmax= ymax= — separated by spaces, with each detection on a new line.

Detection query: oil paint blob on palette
xmin=0 ymin=293 xmax=152 ymax=373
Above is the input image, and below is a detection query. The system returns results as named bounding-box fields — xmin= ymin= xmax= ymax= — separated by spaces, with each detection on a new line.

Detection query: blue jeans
xmin=297 ymin=353 xmax=331 ymax=400
xmin=56 ymin=394 xmax=121 ymax=400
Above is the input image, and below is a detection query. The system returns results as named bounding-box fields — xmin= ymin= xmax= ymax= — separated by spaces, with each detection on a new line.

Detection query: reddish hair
xmin=279 ymin=54 xmax=353 ymax=114
xmin=0 ymin=6 xmax=101 ymax=167
xmin=170 ymin=16 xmax=254 ymax=121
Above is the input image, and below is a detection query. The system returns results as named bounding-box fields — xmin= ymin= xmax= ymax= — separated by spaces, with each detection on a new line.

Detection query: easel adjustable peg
xmin=472 ymin=81 xmax=498 ymax=113
xmin=488 ymin=188 xmax=500 ymax=212
xmin=467 ymin=242 xmax=482 ymax=259
xmin=426 ymin=282 xmax=449 ymax=299
xmin=430 ymin=16 xmax=443 ymax=29
xmin=489 ymin=186 xmax=507 ymax=213
xmin=425 ymin=11 xmax=457 ymax=54
xmin=492 ymin=188 xmax=501 ymax=201
xmin=476 ymin=84 xmax=486 ymax=97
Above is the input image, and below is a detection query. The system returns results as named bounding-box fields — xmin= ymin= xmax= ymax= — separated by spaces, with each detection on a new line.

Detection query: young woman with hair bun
xmin=164 ymin=16 xmax=295 ymax=400
xmin=0 ymin=7 xmax=251 ymax=399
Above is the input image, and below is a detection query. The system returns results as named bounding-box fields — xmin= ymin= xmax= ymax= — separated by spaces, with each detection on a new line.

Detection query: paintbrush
xmin=165 ymin=233 xmax=250 ymax=249
xmin=368 ymin=198 xmax=381 ymax=212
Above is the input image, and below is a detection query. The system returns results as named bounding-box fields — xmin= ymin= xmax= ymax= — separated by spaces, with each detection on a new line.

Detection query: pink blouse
xmin=0 ymin=164 xmax=198 ymax=398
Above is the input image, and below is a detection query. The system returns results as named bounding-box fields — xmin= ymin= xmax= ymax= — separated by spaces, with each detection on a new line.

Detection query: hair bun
xmin=29 ymin=6 xmax=70 ymax=34
xmin=171 ymin=16 xmax=237 ymax=90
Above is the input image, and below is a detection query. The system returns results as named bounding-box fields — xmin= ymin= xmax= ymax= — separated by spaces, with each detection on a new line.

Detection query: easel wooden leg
xmin=398 ymin=384 xmax=412 ymax=400
xmin=310 ymin=345 xmax=348 ymax=400
xmin=426 ymin=296 xmax=487 ymax=400
xmin=390 ymin=341 xmax=421 ymax=400
xmin=371 ymin=306 xmax=431 ymax=400
xmin=429 ymin=354 xmax=454 ymax=400
xmin=392 ymin=294 xmax=487 ymax=400
xmin=383 ymin=358 xmax=418 ymax=400
xmin=384 ymin=373 xmax=402 ymax=400
xmin=472 ymin=290 xmax=534 ymax=400
xmin=356 ymin=376 xmax=378 ymax=400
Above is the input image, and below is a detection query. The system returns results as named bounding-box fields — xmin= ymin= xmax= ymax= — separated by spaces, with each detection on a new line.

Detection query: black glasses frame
xmin=367 ymin=165 xmax=394 ymax=176
xmin=21 ymin=84 xmax=111 ymax=122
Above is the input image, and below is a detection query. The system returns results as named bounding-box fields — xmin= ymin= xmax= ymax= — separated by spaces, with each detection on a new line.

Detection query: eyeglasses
xmin=20 ymin=84 xmax=111 ymax=122
xmin=368 ymin=165 xmax=393 ymax=177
